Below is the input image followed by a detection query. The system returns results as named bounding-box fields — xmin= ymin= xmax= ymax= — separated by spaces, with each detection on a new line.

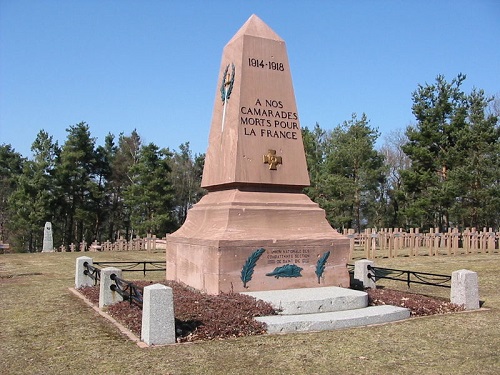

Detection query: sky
xmin=1 ymin=0 xmax=499 ymax=159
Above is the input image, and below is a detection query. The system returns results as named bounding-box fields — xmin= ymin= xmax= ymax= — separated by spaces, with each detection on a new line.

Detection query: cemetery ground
xmin=1 ymin=251 xmax=499 ymax=375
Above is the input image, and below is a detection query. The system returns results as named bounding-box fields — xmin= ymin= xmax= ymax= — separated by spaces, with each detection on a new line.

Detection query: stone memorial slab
xmin=166 ymin=15 xmax=350 ymax=294
xmin=42 ymin=222 xmax=54 ymax=252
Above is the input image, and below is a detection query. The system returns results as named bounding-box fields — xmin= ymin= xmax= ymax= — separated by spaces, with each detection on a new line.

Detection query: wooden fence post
xmin=487 ymin=228 xmax=495 ymax=253
xmin=463 ymin=228 xmax=470 ymax=254
xmin=364 ymin=228 xmax=370 ymax=259
xmin=479 ymin=228 xmax=487 ymax=253
xmin=445 ymin=229 xmax=451 ymax=256
xmin=347 ymin=229 xmax=355 ymax=259
xmin=370 ymin=229 xmax=377 ymax=259
xmin=388 ymin=228 xmax=394 ymax=258
xmin=409 ymin=228 xmax=415 ymax=256
xmin=415 ymin=228 xmax=421 ymax=256
xmin=471 ymin=228 xmax=478 ymax=254
xmin=452 ymin=228 xmax=459 ymax=255
xmin=427 ymin=229 xmax=434 ymax=256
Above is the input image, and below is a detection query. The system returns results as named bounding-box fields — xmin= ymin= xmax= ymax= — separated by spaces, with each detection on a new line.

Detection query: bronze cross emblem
xmin=263 ymin=149 xmax=282 ymax=170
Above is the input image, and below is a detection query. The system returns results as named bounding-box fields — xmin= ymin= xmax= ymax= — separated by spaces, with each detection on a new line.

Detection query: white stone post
xmin=99 ymin=267 xmax=123 ymax=308
xmin=354 ymin=259 xmax=376 ymax=289
xmin=42 ymin=222 xmax=54 ymax=252
xmin=141 ymin=284 xmax=176 ymax=345
xmin=75 ymin=256 xmax=94 ymax=288
xmin=451 ymin=269 xmax=480 ymax=310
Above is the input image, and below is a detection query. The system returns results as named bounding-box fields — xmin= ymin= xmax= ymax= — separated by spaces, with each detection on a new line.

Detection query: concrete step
xmin=255 ymin=305 xmax=411 ymax=334
xmin=243 ymin=286 xmax=368 ymax=315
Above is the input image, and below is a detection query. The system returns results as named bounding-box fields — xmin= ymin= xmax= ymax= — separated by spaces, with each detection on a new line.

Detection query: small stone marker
xmin=141 ymin=284 xmax=175 ymax=345
xmin=451 ymin=269 xmax=480 ymax=310
xmin=166 ymin=15 xmax=350 ymax=294
xmin=42 ymin=222 xmax=54 ymax=252
xmin=99 ymin=267 xmax=123 ymax=308
xmin=354 ymin=259 xmax=376 ymax=289
xmin=75 ymin=256 xmax=94 ymax=289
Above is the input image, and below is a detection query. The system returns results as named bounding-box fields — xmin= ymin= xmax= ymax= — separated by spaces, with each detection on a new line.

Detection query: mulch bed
xmin=367 ymin=288 xmax=464 ymax=316
xmin=78 ymin=281 xmax=464 ymax=343
xmin=79 ymin=280 xmax=276 ymax=343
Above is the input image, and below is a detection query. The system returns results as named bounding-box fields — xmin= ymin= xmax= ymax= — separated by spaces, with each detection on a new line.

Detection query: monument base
xmin=166 ymin=188 xmax=350 ymax=294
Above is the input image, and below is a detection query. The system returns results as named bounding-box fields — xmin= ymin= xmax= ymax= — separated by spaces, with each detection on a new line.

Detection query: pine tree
xmin=55 ymin=122 xmax=99 ymax=246
xmin=169 ymin=142 xmax=205 ymax=227
xmin=402 ymin=74 xmax=499 ymax=229
xmin=124 ymin=143 xmax=176 ymax=237
xmin=0 ymin=145 xmax=25 ymax=247
xmin=379 ymin=130 xmax=411 ymax=227
xmin=93 ymin=133 xmax=116 ymax=242
xmin=5 ymin=131 xmax=59 ymax=251
xmin=305 ymin=114 xmax=386 ymax=231
xmin=107 ymin=130 xmax=142 ymax=240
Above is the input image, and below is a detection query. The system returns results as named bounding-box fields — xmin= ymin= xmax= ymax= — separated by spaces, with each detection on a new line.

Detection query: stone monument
xmin=42 ymin=221 xmax=54 ymax=252
xmin=166 ymin=14 xmax=350 ymax=294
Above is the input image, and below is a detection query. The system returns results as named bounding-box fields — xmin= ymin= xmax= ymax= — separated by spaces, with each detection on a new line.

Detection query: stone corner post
xmin=354 ymin=259 xmax=376 ymax=289
xmin=451 ymin=269 xmax=480 ymax=310
xmin=75 ymin=256 xmax=94 ymax=289
xmin=141 ymin=284 xmax=176 ymax=345
xmin=99 ymin=267 xmax=123 ymax=308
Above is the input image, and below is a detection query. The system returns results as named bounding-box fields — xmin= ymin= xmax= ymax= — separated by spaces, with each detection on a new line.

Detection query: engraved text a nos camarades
xmin=240 ymin=98 xmax=300 ymax=139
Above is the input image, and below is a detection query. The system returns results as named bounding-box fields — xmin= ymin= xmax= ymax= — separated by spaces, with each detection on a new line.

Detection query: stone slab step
xmin=255 ymin=305 xmax=411 ymax=334
xmin=243 ymin=286 xmax=368 ymax=315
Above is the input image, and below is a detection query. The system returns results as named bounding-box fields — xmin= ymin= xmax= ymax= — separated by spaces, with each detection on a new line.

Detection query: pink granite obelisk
xmin=166 ymin=15 xmax=350 ymax=294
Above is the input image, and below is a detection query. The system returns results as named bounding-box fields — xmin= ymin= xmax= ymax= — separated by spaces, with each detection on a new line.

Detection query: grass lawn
xmin=1 ymin=250 xmax=499 ymax=375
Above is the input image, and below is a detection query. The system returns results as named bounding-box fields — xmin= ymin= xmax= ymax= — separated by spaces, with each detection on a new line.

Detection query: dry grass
xmin=1 ymin=250 xmax=499 ymax=375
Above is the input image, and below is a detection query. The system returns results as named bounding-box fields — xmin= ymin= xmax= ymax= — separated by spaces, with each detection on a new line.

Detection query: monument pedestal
xmin=167 ymin=188 xmax=350 ymax=294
